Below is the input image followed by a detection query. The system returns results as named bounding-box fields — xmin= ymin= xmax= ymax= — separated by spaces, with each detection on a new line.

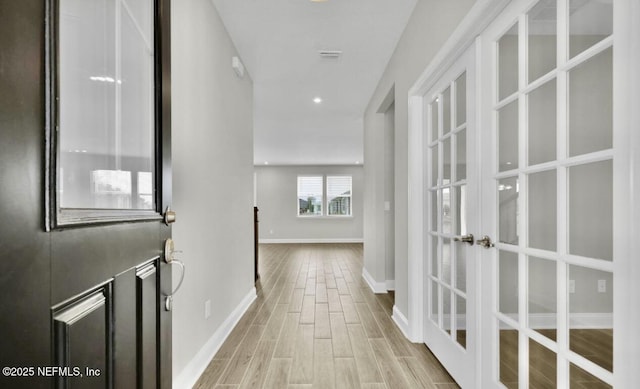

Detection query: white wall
xmin=171 ymin=0 xmax=255 ymax=385
xmin=363 ymin=0 xmax=476 ymax=314
xmin=255 ymin=165 xmax=363 ymax=242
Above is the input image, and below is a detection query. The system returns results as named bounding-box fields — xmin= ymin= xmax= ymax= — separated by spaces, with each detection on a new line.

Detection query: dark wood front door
xmin=0 ymin=0 xmax=172 ymax=388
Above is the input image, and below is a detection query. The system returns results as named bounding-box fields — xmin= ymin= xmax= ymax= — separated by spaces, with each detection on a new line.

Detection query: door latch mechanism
xmin=476 ymin=235 xmax=495 ymax=249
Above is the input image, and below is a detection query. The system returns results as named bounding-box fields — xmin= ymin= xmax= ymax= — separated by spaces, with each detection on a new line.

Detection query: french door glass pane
xmin=499 ymin=325 xmax=519 ymax=389
xmin=499 ymin=251 xmax=519 ymax=319
xmin=455 ymin=185 xmax=467 ymax=235
xmin=443 ymin=87 xmax=452 ymax=135
xmin=528 ymin=256 xmax=557 ymax=340
xmin=498 ymin=24 xmax=519 ymax=100
xmin=431 ymin=191 xmax=439 ymax=231
xmin=528 ymin=79 xmax=557 ymax=166
xmin=456 ymin=242 xmax=467 ymax=293
xmin=568 ymin=47 xmax=613 ymax=157
xmin=456 ymin=295 xmax=467 ymax=348
xmin=528 ymin=169 xmax=557 ymax=251
xmin=569 ymin=160 xmax=613 ymax=261
xmin=443 ymin=188 xmax=452 ymax=234
xmin=568 ymin=265 xmax=613 ymax=372
xmin=569 ymin=0 xmax=613 ymax=58
xmin=431 ymin=281 xmax=439 ymax=322
xmin=59 ymin=0 xmax=155 ymax=211
xmin=529 ymin=337 xmax=557 ymax=387
xmin=431 ymin=99 xmax=439 ymax=142
xmin=456 ymin=130 xmax=467 ymax=181
xmin=431 ymin=236 xmax=438 ymax=276
xmin=570 ymin=363 xmax=612 ymax=388
xmin=443 ymin=287 xmax=451 ymax=333
xmin=442 ymin=238 xmax=452 ymax=285
xmin=431 ymin=145 xmax=439 ymax=186
xmin=498 ymin=177 xmax=519 ymax=245
xmin=443 ymin=137 xmax=452 ymax=182
xmin=528 ymin=0 xmax=557 ymax=82
xmin=455 ymin=72 xmax=467 ymax=126
xmin=498 ymin=100 xmax=519 ymax=172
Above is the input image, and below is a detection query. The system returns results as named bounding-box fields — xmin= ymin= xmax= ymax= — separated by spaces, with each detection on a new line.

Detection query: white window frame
xmin=296 ymin=175 xmax=353 ymax=218
xmin=327 ymin=175 xmax=353 ymax=217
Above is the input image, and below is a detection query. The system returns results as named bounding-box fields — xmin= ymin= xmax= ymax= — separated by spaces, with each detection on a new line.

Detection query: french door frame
xmin=407 ymin=0 xmax=640 ymax=387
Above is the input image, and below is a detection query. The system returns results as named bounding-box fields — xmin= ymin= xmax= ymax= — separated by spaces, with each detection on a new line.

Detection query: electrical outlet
xmin=269 ymin=229 xmax=274 ymax=235
xmin=569 ymin=279 xmax=575 ymax=294
xmin=598 ymin=279 xmax=606 ymax=293
xmin=205 ymin=300 xmax=211 ymax=319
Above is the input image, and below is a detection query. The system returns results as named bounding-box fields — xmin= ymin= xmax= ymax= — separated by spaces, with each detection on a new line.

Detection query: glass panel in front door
xmin=59 ymin=0 xmax=155 ymax=210
xmin=491 ymin=0 xmax=614 ymax=386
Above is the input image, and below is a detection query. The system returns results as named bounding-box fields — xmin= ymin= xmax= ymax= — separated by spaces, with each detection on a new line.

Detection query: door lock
xmin=164 ymin=206 xmax=176 ymax=225
xmin=453 ymin=234 xmax=474 ymax=245
xmin=476 ymin=235 xmax=495 ymax=249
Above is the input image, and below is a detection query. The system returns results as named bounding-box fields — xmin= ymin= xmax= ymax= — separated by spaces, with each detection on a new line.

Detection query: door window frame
xmin=44 ymin=0 xmax=166 ymax=229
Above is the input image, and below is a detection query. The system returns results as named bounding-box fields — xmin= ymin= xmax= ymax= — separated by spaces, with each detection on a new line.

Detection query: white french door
xmin=424 ymin=44 xmax=478 ymax=388
xmin=414 ymin=0 xmax=639 ymax=387
xmin=479 ymin=0 xmax=619 ymax=387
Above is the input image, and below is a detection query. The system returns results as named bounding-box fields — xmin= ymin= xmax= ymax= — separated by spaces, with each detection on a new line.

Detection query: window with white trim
xmin=297 ymin=175 xmax=353 ymax=217
xmin=297 ymin=176 xmax=323 ymax=216
xmin=327 ymin=176 xmax=352 ymax=216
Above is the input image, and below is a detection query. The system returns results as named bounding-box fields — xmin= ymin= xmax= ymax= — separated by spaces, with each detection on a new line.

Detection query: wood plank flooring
xmin=194 ymin=243 xmax=457 ymax=389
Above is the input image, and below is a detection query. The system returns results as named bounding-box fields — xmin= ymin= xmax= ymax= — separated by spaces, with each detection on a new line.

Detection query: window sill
xmin=297 ymin=215 xmax=354 ymax=220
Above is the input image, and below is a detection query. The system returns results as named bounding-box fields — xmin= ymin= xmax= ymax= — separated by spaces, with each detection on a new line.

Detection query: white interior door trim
xmin=613 ymin=0 xmax=640 ymax=387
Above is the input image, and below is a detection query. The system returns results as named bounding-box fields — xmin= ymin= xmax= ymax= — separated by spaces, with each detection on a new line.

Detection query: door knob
xmin=476 ymin=235 xmax=495 ymax=248
xmin=453 ymin=234 xmax=474 ymax=245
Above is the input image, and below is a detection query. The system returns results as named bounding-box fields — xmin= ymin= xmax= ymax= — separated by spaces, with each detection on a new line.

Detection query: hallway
xmin=194 ymin=244 xmax=458 ymax=388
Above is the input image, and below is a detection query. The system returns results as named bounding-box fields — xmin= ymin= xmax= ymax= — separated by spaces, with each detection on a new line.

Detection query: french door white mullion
xmin=563 ymin=35 xmax=614 ymax=73
xmin=566 ymin=350 xmax=614 ymax=386
xmin=556 ymin=0 xmax=569 ymax=386
xmin=518 ymin=11 xmax=529 ymax=389
xmin=494 ymin=92 xmax=519 ymax=111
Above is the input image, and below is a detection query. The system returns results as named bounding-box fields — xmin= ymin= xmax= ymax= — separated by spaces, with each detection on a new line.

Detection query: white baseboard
xmin=392 ymin=305 xmax=417 ymax=341
xmin=385 ymin=280 xmax=395 ymax=291
xmin=362 ymin=267 xmax=387 ymax=294
xmin=173 ymin=287 xmax=257 ymax=389
xmin=259 ymin=238 xmax=364 ymax=244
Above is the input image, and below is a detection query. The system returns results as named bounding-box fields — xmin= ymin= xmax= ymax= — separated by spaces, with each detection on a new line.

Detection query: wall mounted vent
xmin=318 ymin=50 xmax=342 ymax=59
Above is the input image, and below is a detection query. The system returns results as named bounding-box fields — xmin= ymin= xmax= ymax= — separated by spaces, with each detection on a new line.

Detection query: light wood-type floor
xmin=194 ymin=243 xmax=459 ymax=389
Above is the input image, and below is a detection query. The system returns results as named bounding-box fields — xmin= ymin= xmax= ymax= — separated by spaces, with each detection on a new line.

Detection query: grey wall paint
xmin=364 ymin=0 xmax=476 ymax=313
xmin=172 ymin=0 xmax=254 ymax=378
xmin=255 ymin=165 xmax=363 ymax=241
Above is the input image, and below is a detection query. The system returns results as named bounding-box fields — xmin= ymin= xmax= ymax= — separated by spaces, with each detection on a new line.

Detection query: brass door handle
xmin=453 ymin=234 xmax=474 ymax=245
xmin=476 ymin=235 xmax=495 ymax=248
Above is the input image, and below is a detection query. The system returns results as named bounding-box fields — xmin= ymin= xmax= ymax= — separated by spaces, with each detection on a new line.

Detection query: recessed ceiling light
xmin=264 ymin=162 xmax=269 ymax=165
xmin=355 ymin=161 xmax=360 ymax=164
xmin=313 ymin=97 xmax=323 ymax=104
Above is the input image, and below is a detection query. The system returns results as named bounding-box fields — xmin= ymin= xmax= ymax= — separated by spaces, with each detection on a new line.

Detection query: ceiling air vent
xmin=318 ymin=50 xmax=342 ymax=59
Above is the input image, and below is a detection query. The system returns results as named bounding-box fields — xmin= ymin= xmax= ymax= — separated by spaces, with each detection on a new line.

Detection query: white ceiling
xmin=211 ymin=0 xmax=417 ymax=165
